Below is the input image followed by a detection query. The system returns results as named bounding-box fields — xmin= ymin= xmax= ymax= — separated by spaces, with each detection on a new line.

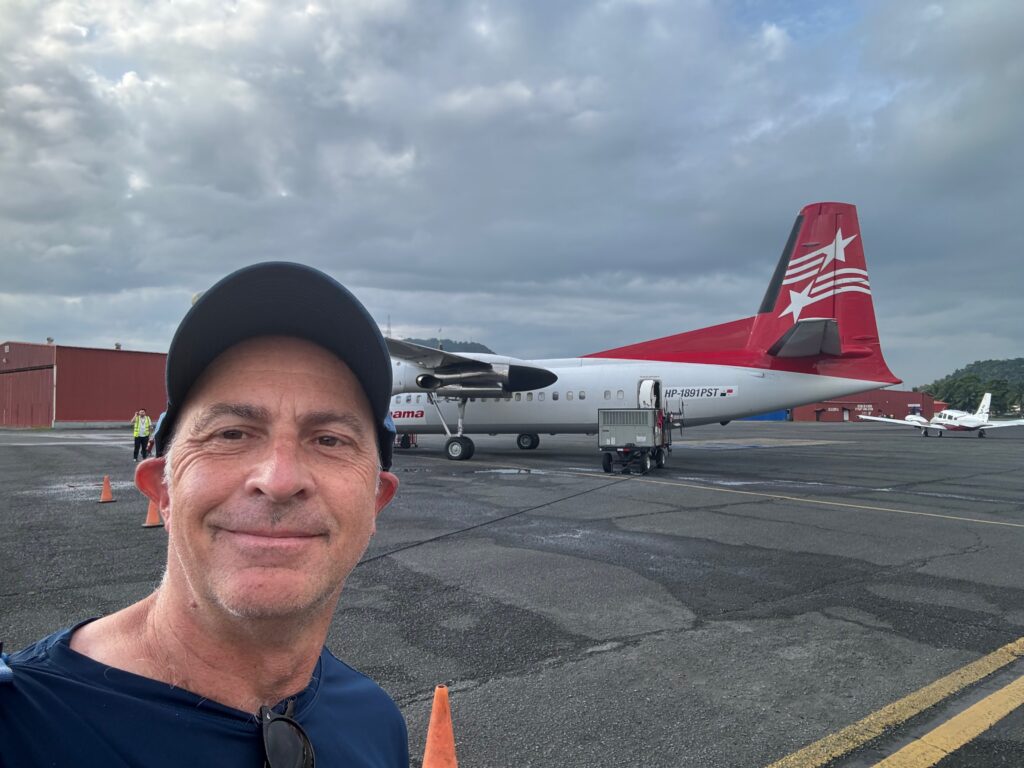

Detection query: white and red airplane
xmin=860 ymin=393 xmax=1024 ymax=437
xmin=388 ymin=201 xmax=901 ymax=460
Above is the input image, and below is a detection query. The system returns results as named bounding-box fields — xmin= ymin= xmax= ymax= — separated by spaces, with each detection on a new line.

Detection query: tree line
xmin=915 ymin=358 xmax=1024 ymax=415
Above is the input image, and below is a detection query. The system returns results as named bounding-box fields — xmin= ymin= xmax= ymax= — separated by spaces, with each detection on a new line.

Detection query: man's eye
xmin=317 ymin=435 xmax=342 ymax=447
xmin=220 ymin=429 xmax=245 ymax=440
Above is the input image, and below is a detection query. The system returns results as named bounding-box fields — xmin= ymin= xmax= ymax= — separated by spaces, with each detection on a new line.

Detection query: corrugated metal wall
xmin=55 ymin=346 xmax=167 ymax=423
xmin=0 ymin=342 xmax=57 ymax=426
xmin=0 ymin=367 xmax=54 ymax=427
xmin=1 ymin=341 xmax=56 ymax=372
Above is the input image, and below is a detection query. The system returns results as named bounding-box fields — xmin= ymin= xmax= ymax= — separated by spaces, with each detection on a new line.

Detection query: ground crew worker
xmin=130 ymin=408 xmax=152 ymax=461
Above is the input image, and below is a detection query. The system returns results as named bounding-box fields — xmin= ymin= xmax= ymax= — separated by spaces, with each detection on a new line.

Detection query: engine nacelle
xmin=416 ymin=364 xmax=511 ymax=390
xmin=415 ymin=364 xmax=557 ymax=392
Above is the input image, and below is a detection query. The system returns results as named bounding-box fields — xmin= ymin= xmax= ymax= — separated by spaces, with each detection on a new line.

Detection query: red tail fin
xmin=749 ymin=203 xmax=876 ymax=350
xmin=585 ymin=202 xmax=899 ymax=385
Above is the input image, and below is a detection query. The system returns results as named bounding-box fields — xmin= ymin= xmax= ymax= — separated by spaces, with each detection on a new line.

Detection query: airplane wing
xmin=386 ymin=338 xmax=490 ymax=372
xmin=386 ymin=338 xmax=558 ymax=394
xmin=858 ymin=415 xmax=924 ymax=428
xmin=980 ymin=419 xmax=1024 ymax=430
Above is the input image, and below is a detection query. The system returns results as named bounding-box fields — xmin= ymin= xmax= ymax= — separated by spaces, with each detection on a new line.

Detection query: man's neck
xmin=70 ymin=588 xmax=333 ymax=714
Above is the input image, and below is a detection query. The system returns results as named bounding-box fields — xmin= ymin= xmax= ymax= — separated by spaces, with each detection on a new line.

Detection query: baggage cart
xmin=598 ymin=408 xmax=670 ymax=474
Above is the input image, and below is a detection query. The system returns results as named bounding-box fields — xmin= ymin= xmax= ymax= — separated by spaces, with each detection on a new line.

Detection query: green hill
xmin=917 ymin=358 xmax=1024 ymax=414
xmin=403 ymin=337 xmax=494 ymax=354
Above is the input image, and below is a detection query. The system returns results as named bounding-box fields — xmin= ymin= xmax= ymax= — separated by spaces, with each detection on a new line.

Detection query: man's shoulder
xmin=308 ymin=649 xmax=409 ymax=766
xmin=320 ymin=648 xmax=402 ymax=709
xmin=3 ymin=626 xmax=74 ymax=669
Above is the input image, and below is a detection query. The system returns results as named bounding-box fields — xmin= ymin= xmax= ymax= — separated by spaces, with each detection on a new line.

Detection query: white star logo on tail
xmin=779 ymin=283 xmax=816 ymax=321
xmin=779 ymin=228 xmax=869 ymax=321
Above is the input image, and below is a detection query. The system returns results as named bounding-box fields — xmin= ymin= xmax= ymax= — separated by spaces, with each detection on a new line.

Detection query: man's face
xmin=140 ymin=409 xmax=146 ymax=417
xmin=140 ymin=336 xmax=397 ymax=621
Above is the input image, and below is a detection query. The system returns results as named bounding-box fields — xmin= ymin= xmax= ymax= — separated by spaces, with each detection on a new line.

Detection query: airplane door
xmin=638 ymin=379 xmax=660 ymax=409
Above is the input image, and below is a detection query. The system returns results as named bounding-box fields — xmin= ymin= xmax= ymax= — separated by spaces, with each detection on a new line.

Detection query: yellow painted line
xmin=873 ymin=672 xmax=1024 ymax=767
xmin=763 ymin=637 xmax=1024 ymax=768
xmin=553 ymin=470 xmax=1024 ymax=530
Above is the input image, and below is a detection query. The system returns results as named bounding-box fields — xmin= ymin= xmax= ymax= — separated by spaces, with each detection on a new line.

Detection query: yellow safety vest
xmin=133 ymin=416 xmax=152 ymax=438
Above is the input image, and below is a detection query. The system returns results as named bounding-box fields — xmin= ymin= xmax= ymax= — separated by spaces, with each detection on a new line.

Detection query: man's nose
xmin=244 ymin=436 xmax=314 ymax=502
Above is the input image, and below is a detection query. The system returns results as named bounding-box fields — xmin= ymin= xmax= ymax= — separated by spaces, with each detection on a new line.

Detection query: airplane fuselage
xmin=389 ymin=357 xmax=887 ymax=435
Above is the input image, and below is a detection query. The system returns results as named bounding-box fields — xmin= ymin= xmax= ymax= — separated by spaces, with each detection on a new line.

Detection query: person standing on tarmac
xmin=130 ymin=408 xmax=152 ymax=462
xmin=146 ymin=410 xmax=167 ymax=456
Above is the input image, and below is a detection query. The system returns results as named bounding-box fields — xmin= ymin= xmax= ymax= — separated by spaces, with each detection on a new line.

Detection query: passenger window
xmin=552 ymin=392 xmax=559 ymax=401
xmin=604 ymin=390 xmax=611 ymax=400
xmin=579 ymin=391 xmax=586 ymax=400
xmin=616 ymin=390 xmax=624 ymax=400
xmin=566 ymin=391 xmax=573 ymax=401
xmin=527 ymin=393 xmax=533 ymax=401
xmin=394 ymin=396 xmax=401 ymax=404
xmin=515 ymin=393 xmax=521 ymax=401
xmin=405 ymin=395 xmax=412 ymax=403
xmin=539 ymin=392 xmax=545 ymax=401
xmin=415 ymin=395 xmax=421 ymax=403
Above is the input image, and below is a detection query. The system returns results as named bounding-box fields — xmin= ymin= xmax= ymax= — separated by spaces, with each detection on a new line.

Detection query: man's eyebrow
xmin=301 ymin=411 xmax=369 ymax=438
xmin=189 ymin=403 xmax=271 ymax=435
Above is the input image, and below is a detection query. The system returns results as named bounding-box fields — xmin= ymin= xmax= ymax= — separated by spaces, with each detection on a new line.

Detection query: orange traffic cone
xmin=422 ymin=685 xmax=458 ymax=768
xmin=142 ymin=498 xmax=163 ymax=528
xmin=98 ymin=475 xmax=116 ymax=503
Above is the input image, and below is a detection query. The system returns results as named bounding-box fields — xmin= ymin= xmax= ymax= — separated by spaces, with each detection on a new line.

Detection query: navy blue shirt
xmin=0 ymin=622 xmax=408 ymax=767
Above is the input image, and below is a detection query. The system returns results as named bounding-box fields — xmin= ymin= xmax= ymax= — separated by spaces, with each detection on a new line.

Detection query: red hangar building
xmin=1 ymin=340 xmax=167 ymax=428
xmin=791 ymin=389 xmax=947 ymax=423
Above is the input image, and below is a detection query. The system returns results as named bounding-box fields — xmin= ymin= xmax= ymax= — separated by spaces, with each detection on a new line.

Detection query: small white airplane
xmin=860 ymin=393 xmax=1024 ymax=437
xmin=388 ymin=201 xmax=902 ymax=460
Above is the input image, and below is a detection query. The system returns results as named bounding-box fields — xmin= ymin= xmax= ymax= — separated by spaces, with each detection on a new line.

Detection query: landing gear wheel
xmin=654 ymin=447 xmax=667 ymax=468
xmin=921 ymin=430 xmax=929 ymax=437
xmin=937 ymin=431 xmax=942 ymax=437
xmin=516 ymin=433 xmax=540 ymax=450
xmin=640 ymin=453 xmax=653 ymax=475
xmin=601 ymin=452 xmax=613 ymax=473
xmin=979 ymin=430 xmax=987 ymax=438
xmin=445 ymin=436 xmax=475 ymax=461
xmin=398 ymin=434 xmax=412 ymax=449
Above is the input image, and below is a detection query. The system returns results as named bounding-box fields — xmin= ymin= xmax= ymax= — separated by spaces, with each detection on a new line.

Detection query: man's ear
xmin=374 ymin=471 xmax=399 ymax=516
xmin=135 ymin=458 xmax=171 ymax=528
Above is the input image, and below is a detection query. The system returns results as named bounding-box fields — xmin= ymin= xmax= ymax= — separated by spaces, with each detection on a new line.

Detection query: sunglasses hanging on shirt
xmin=260 ymin=701 xmax=315 ymax=768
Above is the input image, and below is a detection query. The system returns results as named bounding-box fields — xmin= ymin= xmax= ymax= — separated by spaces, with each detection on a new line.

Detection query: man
xmin=146 ymin=409 xmax=167 ymax=456
xmin=0 ymin=263 xmax=406 ymax=767
xmin=131 ymin=407 xmax=153 ymax=461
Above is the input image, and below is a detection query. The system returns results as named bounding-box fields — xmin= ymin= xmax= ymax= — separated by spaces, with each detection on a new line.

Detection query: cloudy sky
xmin=2 ymin=0 xmax=1022 ymax=387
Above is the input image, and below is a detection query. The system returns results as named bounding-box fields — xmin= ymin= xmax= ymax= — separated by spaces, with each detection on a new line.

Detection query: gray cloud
xmin=2 ymin=0 xmax=1022 ymax=386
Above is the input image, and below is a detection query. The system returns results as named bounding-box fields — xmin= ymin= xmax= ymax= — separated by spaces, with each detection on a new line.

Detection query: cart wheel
xmin=641 ymin=453 xmax=653 ymax=474
xmin=654 ymin=447 xmax=666 ymax=468
xmin=601 ymin=452 xmax=613 ymax=473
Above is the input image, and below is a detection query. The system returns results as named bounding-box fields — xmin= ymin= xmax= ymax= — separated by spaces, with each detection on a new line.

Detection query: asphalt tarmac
xmin=3 ymin=421 xmax=1024 ymax=767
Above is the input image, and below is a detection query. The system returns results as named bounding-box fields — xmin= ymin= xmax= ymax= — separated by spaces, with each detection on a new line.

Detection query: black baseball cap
xmin=154 ymin=262 xmax=395 ymax=470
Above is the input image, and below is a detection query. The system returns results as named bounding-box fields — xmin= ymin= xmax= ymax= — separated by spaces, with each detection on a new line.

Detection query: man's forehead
xmin=185 ymin=335 xmax=371 ymax=409
xmin=209 ymin=335 xmax=354 ymax=372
